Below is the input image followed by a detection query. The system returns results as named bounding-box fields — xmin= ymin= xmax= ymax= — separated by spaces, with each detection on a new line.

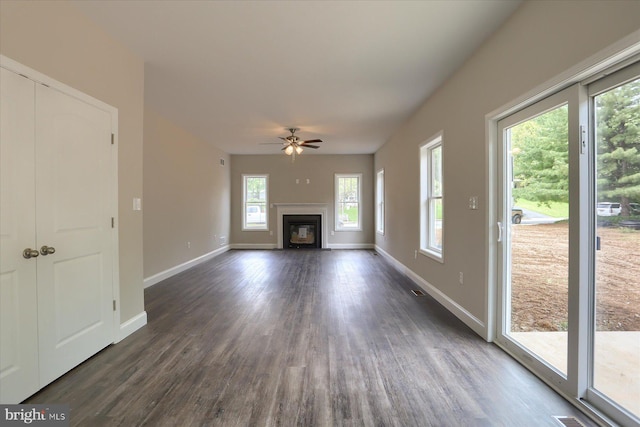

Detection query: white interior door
xmin=35 ymin=84 xmax=115 ymax=386
xmin=0 ymin=68 xmax=40 ymax=403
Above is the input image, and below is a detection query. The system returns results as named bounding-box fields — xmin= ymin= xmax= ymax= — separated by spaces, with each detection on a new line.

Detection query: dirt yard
xmin=511 ymin=222 xmax=640 ymax=332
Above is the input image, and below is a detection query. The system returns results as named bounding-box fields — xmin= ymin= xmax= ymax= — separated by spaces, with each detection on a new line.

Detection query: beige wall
xmin=0 ymin=1 xmax=145 ymax=322
xmin=375 ymin=0 xmax=640 ymax=331
xmin=143 ymin=108 xmax=230 ymax=278
xmin=230 ymin=154 xmax=374 ymax=247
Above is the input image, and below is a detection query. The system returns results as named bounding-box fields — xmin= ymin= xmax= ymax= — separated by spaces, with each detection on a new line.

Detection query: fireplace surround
xmin=274 ymin=203 xmax=328 ymax=249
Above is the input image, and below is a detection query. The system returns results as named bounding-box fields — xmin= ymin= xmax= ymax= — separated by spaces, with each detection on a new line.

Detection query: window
xmin=376 ymin=169 xmax=385 ymax=235
xmin=420 ymin=133 xmax=443 ymax=260
xmin=335 ymin=174 xmax=362 ymax=231
xmin=242 ymin=174 xmax=268 ymax=230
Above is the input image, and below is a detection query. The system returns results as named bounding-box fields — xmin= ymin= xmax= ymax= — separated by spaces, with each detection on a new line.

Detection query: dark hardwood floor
xmin=27 ymin=249 xmax=596 ymax=426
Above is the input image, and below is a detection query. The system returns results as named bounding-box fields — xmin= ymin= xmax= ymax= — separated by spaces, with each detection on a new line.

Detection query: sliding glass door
xmin=497 ymin=62 xmax=640 ymax=426
xmin=587 ymin=64 xmax=640 ymax=423
xmin=497 ymin=87 xmax=576 ymax=390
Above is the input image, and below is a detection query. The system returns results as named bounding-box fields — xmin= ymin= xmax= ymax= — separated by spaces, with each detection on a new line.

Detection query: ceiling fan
xmin=264 ymin=128 xmax=323 ymax=159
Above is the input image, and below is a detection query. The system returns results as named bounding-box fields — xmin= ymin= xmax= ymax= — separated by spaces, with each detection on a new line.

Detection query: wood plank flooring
xmin=27 ymin=250 xmax=596 ymax=426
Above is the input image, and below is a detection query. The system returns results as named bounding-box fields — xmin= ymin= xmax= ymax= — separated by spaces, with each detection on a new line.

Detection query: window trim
xmin=242 ymin=174 xmax=269 ymax=231
xmin=419 ymin=132 xmax=444 ymax=262
xmin=334 ymin=173 xmax=362 ymax=232
xmin=376 ymin=168 xmax=385 ymax=235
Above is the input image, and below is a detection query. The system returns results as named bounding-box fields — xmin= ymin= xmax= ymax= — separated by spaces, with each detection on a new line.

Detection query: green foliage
xmin=245 ymin=177 xmax=266 ymax=202
xmin=515 ymin=199 xmax=569 ymax=218
xmin=344 ymin=206 xmax=359 ymax=223
xmin=510 ymin=78 xmax=640 ymax=217
xmin=596 ymin=78 xmax=640 ymax=216
xmin=511 ymin=105 xmax=569 ymax=206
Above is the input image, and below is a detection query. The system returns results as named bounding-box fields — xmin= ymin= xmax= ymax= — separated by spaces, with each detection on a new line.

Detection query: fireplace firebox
xmin=283 ymin=215 xmax=322 ymax=249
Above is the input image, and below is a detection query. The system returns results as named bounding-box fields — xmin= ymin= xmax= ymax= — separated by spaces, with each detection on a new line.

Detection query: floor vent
xmin=411 ymin=289 xmax=425 ymax=297
xmin=554 ymin=416 xmax=586 ymax=427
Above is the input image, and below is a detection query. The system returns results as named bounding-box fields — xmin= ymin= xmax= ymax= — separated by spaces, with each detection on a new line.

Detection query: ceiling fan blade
xmin=279 ymin=136 xmax=289 ymax=141
xmin=302 ymin=144 xmax=320 ymax=149
xmin=259 ymin=142 xmax=286 ymax=145
xmin=301 ymin=139 xmax=323 ymax=143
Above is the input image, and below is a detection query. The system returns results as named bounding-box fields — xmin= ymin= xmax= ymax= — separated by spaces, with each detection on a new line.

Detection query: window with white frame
xmin=335 ymin=173 xmax=362 ymax=231
xmin=376 ymin=169 xmax=385 ymax=235
xmin=242 ymin=174 xmax=268 ymax=230
xmin=420 ymin=133 xmax=443 ymax=260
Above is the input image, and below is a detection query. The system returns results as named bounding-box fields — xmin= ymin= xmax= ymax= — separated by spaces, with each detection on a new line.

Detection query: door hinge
xmin=111 ymin=133 xmax=115 ymax=145
xmin=113 ymin=300 xmax=117 ymax=311
xmin=111 ymin=217 xmax=115 ymax=228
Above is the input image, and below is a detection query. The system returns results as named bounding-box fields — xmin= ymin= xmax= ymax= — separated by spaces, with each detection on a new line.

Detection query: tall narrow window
xmin=376 ymin=169 xmax=385 ymax=235
xmin=335 ymin=174 xmax=362 ymax=231
xmin=242 ymin=174 xmax=268 ymax=230
xmin=420 ymin=133 xmax=443 ymax=260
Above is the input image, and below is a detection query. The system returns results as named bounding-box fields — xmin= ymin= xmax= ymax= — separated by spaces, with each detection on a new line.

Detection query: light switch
xmin=133 ymin=197 xmax=142 ymax=211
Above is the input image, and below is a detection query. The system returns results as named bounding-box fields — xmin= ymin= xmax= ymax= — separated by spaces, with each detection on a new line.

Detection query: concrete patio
xmin=511 ymin=331 xmax=640 ymax=416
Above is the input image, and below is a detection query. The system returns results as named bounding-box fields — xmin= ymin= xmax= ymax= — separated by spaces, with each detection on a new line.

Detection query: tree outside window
xmin=335 ymin=174 xmax=362 ymax=231
xmin=243 ymin=175 xmax=268 ymax=230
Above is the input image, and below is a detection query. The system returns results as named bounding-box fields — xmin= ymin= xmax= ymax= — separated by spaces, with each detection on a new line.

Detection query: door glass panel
xmin=593 ymin=77 xmax=640 ymax=417
xmin=506 ymin=105 xmax=570 ymax=375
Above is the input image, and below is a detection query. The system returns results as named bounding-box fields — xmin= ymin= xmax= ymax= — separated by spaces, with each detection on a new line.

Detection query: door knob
xmin=40 ymin=245 xmax=56 ymax=256
xmin=23 ymin=248 xmax=40 ymax=259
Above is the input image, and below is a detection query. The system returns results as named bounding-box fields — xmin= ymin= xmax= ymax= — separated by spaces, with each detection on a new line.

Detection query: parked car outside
xmin=630 ymin=203 xmax=640 ymax=215
xmin=597 ymin=202 xmax=621 ymax=216
xmin=512 ymin=207 xmax=523 ymax=224
xmin=246 ymin=206 xmax=266 ymax=223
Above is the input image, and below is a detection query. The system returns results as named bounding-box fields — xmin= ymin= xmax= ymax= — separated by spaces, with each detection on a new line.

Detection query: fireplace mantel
xmin=275 ymin=203 xmax=328 ymax=249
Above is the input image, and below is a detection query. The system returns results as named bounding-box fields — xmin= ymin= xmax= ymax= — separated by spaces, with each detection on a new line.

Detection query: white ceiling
xmin=71 ymin=0 xmax=521 ymax=155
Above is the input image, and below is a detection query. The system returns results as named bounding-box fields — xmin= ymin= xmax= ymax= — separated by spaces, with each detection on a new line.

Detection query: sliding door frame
xmin=486 ymin=35 xmax=640 ymax=427
xmin=495 ymin=85 xmax=587 ymax=399
xmin=583 ymin=60 xmax=640 ymax=427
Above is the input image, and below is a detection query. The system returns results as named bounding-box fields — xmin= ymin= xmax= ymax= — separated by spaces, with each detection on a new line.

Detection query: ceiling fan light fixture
xmin=295 ymin=146 xmax=303 ymax=155
xmin=284 ymin=145 xmax=294 ymax=155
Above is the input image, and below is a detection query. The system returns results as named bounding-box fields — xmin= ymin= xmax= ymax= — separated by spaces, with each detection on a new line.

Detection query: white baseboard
xmin=229 ymin=243 xmax=375 ymax=250
xmin=229 ymin=243 xmax=278 ymax=250
xmin=143 ymin=246 xmax=230 ymax=288
xmin=117 ymin=311 xmax=147 ymax=342
xmin=375 ymin=245 xmax=487 ymax=340
xmin=328 ymin=243 xmax=375 ymax=249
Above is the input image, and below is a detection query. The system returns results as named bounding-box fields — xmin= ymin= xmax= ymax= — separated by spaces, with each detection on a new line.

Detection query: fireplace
xmin=274 ymin=203 xmax=328 ymax=249
xmin=283 ymin=215 xmax=321 ymax=249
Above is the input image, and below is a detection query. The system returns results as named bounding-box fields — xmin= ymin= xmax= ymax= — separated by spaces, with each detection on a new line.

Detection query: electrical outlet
xmin=414 ymin=250 xmax=418 ymax=259
xmin=459 ymin=272 xmax=464 ymax=285
xmin=187 ymin=241 xmax=191 ymax=249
